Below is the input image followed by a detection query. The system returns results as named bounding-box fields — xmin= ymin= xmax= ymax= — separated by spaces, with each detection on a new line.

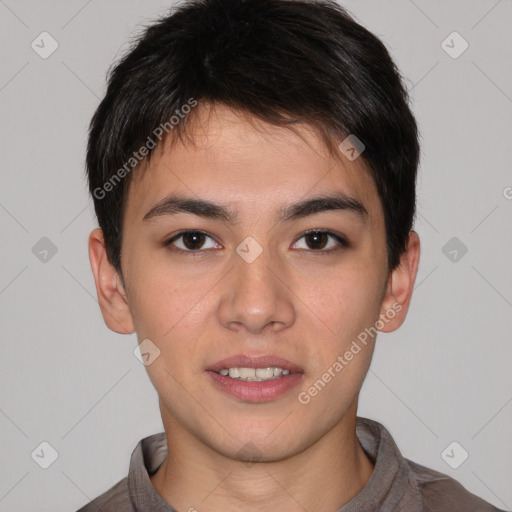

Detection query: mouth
xmin=205 ymin=354 xmax=304 ymax=402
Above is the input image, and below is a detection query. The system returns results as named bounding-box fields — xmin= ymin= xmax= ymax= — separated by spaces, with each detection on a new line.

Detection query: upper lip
xmin=206 ymin=354 xmax=304 ymax=373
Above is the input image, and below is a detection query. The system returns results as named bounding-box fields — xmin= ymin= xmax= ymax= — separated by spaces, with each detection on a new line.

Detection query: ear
xmin=378 ymin=230 xmax=420 ymax=333
xmin=88 ymin=227 xmax=135 ymax=334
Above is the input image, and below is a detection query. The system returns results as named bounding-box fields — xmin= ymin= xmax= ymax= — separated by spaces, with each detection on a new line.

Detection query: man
xmin=80 ymin=0 xmax=504 ymax=510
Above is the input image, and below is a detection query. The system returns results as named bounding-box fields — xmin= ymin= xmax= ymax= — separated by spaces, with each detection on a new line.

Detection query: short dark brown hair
xmin=86 ymin=0 xmax=420 ymax=284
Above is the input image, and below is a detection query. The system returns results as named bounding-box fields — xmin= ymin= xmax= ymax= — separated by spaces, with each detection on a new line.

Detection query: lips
xmin=206 ymin=354 xmax=304 ymax=374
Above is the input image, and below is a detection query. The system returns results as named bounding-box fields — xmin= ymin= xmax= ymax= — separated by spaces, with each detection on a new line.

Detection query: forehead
xmin=124 ymin=103 xmax=382 ymax=224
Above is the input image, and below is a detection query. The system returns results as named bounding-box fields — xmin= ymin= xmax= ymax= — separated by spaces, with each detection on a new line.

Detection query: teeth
xmin=218 ymin=367 xmax=292 ymax=381
xmin=239 ymin=367 xmax=256 ymax=379
xmin=256 ymin=367 xmax=274 ymax=379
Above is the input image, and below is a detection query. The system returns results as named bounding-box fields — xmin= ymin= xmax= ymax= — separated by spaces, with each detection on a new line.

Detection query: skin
xmin=89 ymin=102 xmax=420 ymax=512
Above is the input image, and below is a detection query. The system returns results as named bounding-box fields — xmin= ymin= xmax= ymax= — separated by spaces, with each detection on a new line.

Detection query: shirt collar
xmin=127 ymin=417 xmax=424 ymax=511
xmin=128 ymin=430 xmax=174 ymax=511
xmin=338 ymin=417 xmax=424 ymax=511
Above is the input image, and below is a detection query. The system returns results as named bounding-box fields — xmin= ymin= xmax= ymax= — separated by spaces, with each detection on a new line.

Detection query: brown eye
xmin=304 ymin=231 xmax=329 ymax=250
xmin=181 ymin=231 xmax=206 ymax=250
xmin=293 ymin=230 xmax=348 ymax=252
xmin=166 ymin=230 xmax=218 ymax=253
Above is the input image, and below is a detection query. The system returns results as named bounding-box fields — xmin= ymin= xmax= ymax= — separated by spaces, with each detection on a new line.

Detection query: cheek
xmin=296 ymin=260 xmax=382 ymax=341
xmin=126 ymin=283 xmax=184 ymax=350
xmin=125 ymin=246 xmax=219 ymax=338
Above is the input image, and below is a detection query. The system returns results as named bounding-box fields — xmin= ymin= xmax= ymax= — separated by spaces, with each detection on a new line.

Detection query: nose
xmin=217 ymin=242 xmax=296 ymax=335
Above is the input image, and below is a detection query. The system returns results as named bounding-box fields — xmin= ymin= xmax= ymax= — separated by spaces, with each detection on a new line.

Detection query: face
xmin=90 ymin=102 xmax=419 ymax=462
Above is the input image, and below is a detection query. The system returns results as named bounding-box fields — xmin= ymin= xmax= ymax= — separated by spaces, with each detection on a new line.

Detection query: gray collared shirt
xmin=76 ymin=417 xmax=505 ymax=511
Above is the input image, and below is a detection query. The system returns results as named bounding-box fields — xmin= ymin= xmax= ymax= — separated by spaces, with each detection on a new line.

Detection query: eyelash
xmin=164 ymin=229 xmax=349 ymax=256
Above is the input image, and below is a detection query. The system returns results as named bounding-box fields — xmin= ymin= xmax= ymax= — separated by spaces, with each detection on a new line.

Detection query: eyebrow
xmin=142 ymin=192 xmax=368 ymax=224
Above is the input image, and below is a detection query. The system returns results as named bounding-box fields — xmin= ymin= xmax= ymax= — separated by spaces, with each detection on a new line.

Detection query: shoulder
xmin=406 ymin=459 xmax=505 ymax=512
xmin=75 ymin=477 xmax=133 ymax=512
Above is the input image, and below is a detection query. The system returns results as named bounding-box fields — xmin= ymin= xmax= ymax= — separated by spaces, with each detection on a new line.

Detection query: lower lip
xmin=206 ymin=371 xmax=304 ymax=402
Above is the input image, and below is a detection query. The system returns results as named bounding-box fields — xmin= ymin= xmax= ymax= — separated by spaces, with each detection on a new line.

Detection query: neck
xmin=150 ymin=404 xmax=374 ymax=512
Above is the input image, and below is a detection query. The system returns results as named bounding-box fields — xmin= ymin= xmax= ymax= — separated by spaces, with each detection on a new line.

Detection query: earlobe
xmin=88 ymin=228 xmax=135 ymax=334
xmin=378 ymin=230 xmax=420 ymax=333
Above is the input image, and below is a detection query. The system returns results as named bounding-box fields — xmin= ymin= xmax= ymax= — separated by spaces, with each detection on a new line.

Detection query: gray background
xmin=0 ymin=0 xmax=511 ymax=510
